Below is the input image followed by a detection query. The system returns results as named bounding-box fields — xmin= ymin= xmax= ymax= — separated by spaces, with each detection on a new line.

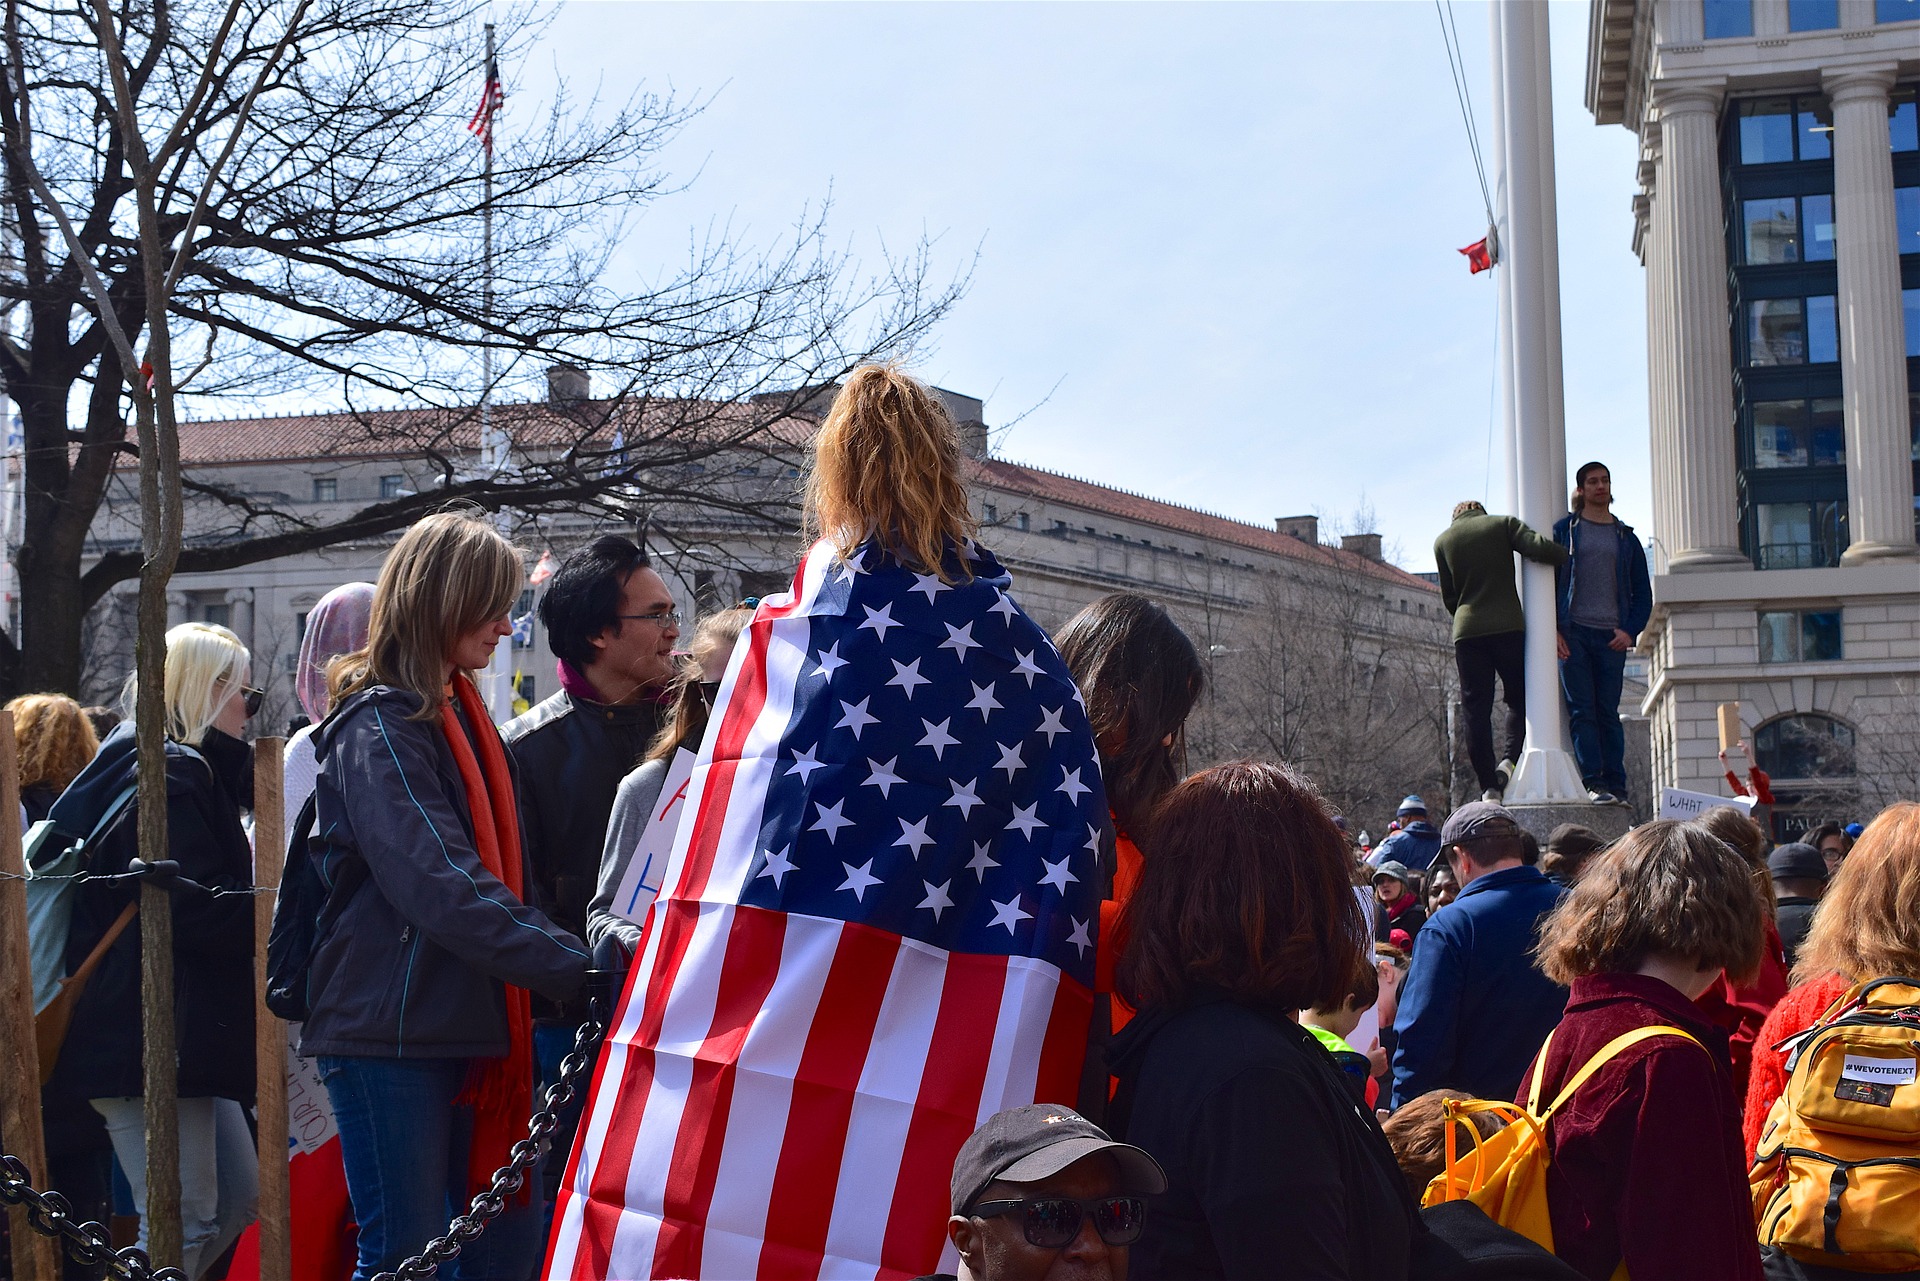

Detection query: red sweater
xmin=1516 ymin=973 xmax=1763 ymax=1281
xmin=1693 ymin=917 xmax=1789 ymax=1097
xmin=1742 ymin=971 xmax=1851 ymax=1160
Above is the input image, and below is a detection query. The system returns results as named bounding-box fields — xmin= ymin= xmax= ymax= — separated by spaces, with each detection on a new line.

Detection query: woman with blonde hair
xmin=8 ymin=692 xmax=99 ymax=822
xmin=1743 ymin=802 xmax=1920 ymax=1158
xmin=299 ymin=511 xmax=588 ymax=1281
xmin=54 ymin=622 xmax=261 ymax=1278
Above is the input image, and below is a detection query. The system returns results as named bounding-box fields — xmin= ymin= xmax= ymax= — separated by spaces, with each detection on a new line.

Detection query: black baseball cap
xmin=1767 ymin=842 xmax=1828 ymax=882
xmin=1440 ymin=800 xmax=1524 ymax=847
xmin=950 ymin=1104 xmax=1167 ymax=1215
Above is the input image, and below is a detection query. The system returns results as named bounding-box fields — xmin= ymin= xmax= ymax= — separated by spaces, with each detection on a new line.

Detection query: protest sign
xmin=610 ymin=748 xmax=696 ymax=926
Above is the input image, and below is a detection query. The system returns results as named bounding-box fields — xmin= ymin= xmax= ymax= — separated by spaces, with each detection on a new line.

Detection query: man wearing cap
xmin=1767 ymin=842 xmax=1828 ymax=971
xmin=1390 ymin=801 xmax=1569 ymax=1109
xmin=1369 ymin=861 xmax=1427 ymax=943
xmin=1367 ymin=795 xmax=1443 ymax=872
xmin=930 ymin=1104 xmax=1166 ymax=1281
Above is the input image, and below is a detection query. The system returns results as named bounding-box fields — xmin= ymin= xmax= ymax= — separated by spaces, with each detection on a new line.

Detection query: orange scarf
xmin=439 ymin=675 xmax=533 ymax=1203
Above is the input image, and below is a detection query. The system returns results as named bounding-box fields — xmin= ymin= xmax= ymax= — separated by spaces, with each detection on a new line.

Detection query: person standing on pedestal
xmin=1553 ymin=463 xmax=1651 ymax=806
xmin=1433 ymin=500 xmax=1568 ymax=804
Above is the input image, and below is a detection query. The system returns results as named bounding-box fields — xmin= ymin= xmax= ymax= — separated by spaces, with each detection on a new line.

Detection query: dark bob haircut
xmin=1117 ymin=760 xmax=1367 ymax=1013
xmin=538 ymin=535 xmax=652 ymax=668
xmin=1055 ymin=593 xmax=1205 ymax=839
xmin=1536 ymin=819 xmax=1765 ymax=986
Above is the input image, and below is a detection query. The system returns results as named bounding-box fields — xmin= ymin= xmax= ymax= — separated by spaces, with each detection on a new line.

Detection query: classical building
xmin=1586 ymin=0 xmax=1920 ymax=832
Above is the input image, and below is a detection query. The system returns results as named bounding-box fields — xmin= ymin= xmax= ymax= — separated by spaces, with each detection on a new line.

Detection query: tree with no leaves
xmin=0 ymin=0 xmax=960 ymax=698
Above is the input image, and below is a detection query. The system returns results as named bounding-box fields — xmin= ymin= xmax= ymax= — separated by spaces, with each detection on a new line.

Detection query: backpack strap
xmin=1538 ymin=1024 xmax=1704 ymax=1123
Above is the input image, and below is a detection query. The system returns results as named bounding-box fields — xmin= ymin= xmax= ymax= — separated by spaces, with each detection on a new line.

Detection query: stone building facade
xmin=1586 ymin=0 xmax=1920 ymax=833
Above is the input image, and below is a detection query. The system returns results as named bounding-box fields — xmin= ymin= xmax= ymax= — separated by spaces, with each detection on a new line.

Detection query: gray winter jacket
xmin=299 ymin=685 xmax=590 ymax=1059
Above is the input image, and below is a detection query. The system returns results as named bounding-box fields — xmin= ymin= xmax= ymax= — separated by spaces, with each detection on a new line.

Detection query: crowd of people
xmin=10 ymin=363 xmax=1916 ymax=1281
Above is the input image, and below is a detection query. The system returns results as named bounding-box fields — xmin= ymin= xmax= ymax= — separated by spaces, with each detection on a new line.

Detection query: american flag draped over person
xmin=546 ymin=537 xmax=1107 ymax=1280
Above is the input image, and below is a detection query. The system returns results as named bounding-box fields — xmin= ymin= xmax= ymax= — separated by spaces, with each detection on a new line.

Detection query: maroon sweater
xmin=1515 ymin=973 xmax=1763 ymax=1281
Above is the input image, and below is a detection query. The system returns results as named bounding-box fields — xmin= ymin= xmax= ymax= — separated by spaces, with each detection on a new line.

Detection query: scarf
xmin=439 ymin=674 xmax=533 ymax=1203
xmin=1385 ymin=890 xmax=1418 ymax=922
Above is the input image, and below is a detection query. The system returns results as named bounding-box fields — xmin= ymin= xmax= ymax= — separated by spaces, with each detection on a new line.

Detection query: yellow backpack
xmin=1423 ymin=1024 xmax=1703 ymax=1279
xmin=1751 ymin=977 xmax=1920 ymax=1272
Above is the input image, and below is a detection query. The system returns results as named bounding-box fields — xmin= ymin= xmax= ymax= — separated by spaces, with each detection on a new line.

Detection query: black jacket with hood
xmin=1108 ymin=990 xmax=1417 ymax=1280
xmin=299 ymin=685 xmax=589 ymax=1059
xmin=55 ymin=723 xmax=257 ymax=1103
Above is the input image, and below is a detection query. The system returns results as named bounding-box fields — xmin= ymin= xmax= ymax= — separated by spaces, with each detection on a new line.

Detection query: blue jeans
xmin=318 ymin=1057 xmax=544 ymax=1281
xmin=91 ymin=1096 xmax=258 ymax=1280
xmin=1560 ymin=623 xmax=1628 ymax=795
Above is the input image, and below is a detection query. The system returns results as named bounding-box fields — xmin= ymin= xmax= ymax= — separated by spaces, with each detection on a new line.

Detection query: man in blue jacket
xmin=1389 ymin=802 xmax=1568 ymax=1109
xmin=1367 ymin=795 xmax=1443 ymax=871
xmin=1552 ymin=462 xmax=1652 ymax=806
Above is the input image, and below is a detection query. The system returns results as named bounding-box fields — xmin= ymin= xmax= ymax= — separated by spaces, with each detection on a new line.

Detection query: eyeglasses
xmin=969 ymin=1196 xmax=1147 ymax=1249
xmin=240 ymin=687 xmax=264 ymax=717
xmin=616 ymin=610 xmax=681 ymax=629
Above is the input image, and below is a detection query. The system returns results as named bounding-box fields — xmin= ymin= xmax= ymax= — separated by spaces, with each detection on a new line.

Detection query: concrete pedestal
xmin=1506 ymin=801 xmax=1635 ymax=846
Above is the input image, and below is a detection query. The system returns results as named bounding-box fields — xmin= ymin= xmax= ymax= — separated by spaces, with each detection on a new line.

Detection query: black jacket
xmin=1108 ymin=991 xmax=1416 ymax=1280
xmin=55 ymin=725 xmax=257 ymax=1103
xmin=503 ymin=690 xmax=660 ymax=1018
xmin=299 ymin=686 xmax=589 ymax=1059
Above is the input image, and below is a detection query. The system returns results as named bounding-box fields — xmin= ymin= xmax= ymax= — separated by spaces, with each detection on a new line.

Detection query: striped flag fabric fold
xmin=546 ymin=537 xmax=1106 ymax=1280
xmin=467 ymin=53 xmax=503 ymax=154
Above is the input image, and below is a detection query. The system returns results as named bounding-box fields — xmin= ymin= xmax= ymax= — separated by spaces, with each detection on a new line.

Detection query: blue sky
xmin=526 ymin=1 xmax=1648 ymax=572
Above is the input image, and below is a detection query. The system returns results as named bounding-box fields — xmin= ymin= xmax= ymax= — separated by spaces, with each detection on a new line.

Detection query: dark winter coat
xmin=298 ymin=686 xmax=589 ymax=1059
xmin=54 ymin=724 xmax=257 ymax=1103
xmin=1551 ymin=514 xmax=1653 ymax=640
xmin=1108 ymin=991 xmax=1416 ymax=1280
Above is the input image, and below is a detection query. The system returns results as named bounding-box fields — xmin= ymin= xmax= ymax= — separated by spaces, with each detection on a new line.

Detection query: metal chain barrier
xmin=0 ymin=1155 xmax=190 ymax=1281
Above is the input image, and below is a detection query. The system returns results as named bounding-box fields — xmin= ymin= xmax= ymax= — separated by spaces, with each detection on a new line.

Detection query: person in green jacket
xmin=1432 ymin=501 xmax=1568 ymax=802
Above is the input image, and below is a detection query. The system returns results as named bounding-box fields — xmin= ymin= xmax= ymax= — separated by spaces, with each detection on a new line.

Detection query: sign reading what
xmin=1658 ymin=788 xmax=1754 ymax=821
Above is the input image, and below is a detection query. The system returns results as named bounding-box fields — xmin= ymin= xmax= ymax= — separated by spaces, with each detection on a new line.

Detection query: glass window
xmin=1897 ymin=188 xmax=1919 ymax=256
xmin=1757 ymin=611 xmax=1799 ymax=662
xmin=1797 ymin=100 xmax=1833 ymax=160
xmin=1740 ymin=99 xmax=1798 ymax=164
xmin=1788 ymin=0 xmax=1840 ymax=29
xmin=1802 ymin=611 xmax=1843 ymax=661
xmin=202 ymin=603 xmax=230 ymax=628
xmin=1906 ymin=288 xmax=1920 ymax=358
xmin=1754 ymin=400 xmax=1809 ymax=467
xmin=1809 ymin=397 xmax=1846 ymax=466
xmin=1749 ymin=298 xmax=1806 ymax=365
xmin=1912 ymin=392 xmax=1920 ymax=462
xmin=1807 ymin=295 xmax=1839 ymax=363
xmin=1802 ymin=194 xmax=1836 ymax=261
xmin=1893 ymin=94 xmax=1919 ymax=151
xmin=1744 ymin=197 xmax=1799 ymax=263
xmin=1878 ymin=0 xmax=1919 ymax=20
xmin=984 ymin=503 xmax=997 ymax=523
xmin=1705 ymin=0 xmax=1755 ymax=36
xmin=312 ymin=478 xmax=337 ymax=502
xmin=379 ymin=474 xmax=404 ymax=498
xmin=1756 ymin=501 xmax=1849 ymax=568
xmin=1754 ymin=713 xmax=1854 ymax=778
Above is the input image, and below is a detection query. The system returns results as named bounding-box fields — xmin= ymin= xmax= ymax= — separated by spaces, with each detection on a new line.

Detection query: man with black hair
xmin=503 ymin=534 xmax=679 ymax=1220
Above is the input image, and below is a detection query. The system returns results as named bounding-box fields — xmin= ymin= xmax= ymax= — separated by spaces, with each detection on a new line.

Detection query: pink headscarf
xmin=297 ymin=582 xmax=376 ymax=721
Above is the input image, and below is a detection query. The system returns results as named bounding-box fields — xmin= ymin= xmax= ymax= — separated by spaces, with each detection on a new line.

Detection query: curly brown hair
xmin=1536 ymin=820 xmax=1765 ymax=986
xmin=1117 ymin=760 xmax=1367 ymax=1013
xmin=8 ymin=694 xmax=100 ymax=796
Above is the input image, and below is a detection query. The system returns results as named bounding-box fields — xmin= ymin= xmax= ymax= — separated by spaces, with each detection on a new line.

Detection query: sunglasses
xmin=969 ymin=1195 xmax=1147 ymax=1249
xmin=239 ymin=686 xmax=264 ymax=718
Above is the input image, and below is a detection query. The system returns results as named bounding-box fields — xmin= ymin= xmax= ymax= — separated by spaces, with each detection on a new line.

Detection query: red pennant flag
xmin=1458 ymin=239 xmax=1492 ymax=274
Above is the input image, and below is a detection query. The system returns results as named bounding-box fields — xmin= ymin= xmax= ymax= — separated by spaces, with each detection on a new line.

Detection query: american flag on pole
xmin=466 ymin=51 xmax=504 ymax=154
xmin=546 ymin=537 xmax=1106 ymax=1280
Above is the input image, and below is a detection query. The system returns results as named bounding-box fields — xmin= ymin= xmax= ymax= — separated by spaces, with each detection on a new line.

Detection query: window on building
xmin=1906 ymin=288 xmax=1920 ymax=357
xmin=1017 ymin=512 xmax=1030 ymax=531
xmin=984 ymin=503 xmax=998 ymax=523
xmin=1898 ymin=188 xmax=1919 ymax=255
xmin=1740 ymin=194 xmax=1836 ymax=263
xmin=1737 ymin=95 xmax=1832 ymax=163
xmin=1753 ymin=398 xmax=1846 ymax=468
xmin=1892 ymin=91 xmax=1919 ymax=151
xmin=1753 ymin=713 xmax=1855 ymax=780
xmin=1759 ymin=609 xmax=1844 ymax=662
xmin=202 ymin=602 xmax=230 ymax=628
xmin=1704 ymin=0 xmax=1754 ymax=37
xmin=312 ymin=477 xmax=337 ymax=502
xmin=1879 ymin=0 xmax=1919 ymax=23
xmin=1053 ymin=520 xmax=1068 ymax=533
xmin=1787 ymin=0 xmax=1840 ymax=30
xmin=1755 ymin=499 xmax=1849 ymax=568
xmin=1747 ymin=295 xmax=1839 ymax=365
xmin=1802 ymin=194 xmax=1836 ymax=260
xmin=380 ymin=474 xmax=405 ymax=498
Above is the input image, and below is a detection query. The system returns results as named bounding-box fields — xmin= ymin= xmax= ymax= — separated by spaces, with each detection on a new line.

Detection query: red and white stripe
xmin=545 ymin=543 xmax=1092 ymax=1280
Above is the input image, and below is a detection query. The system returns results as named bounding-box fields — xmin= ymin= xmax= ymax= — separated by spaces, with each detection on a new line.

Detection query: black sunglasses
xmin=240 ymin=687 xmax=264 ymax=717
xmin=969 ymin=1195 xmax=1147 ymax=1249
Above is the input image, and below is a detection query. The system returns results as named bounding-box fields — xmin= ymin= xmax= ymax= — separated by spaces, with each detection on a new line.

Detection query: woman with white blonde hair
xmin=54 ymin=621 xmax=262 ymax=1278
xmin=300 ymin=511 xmax=589 ymax=1281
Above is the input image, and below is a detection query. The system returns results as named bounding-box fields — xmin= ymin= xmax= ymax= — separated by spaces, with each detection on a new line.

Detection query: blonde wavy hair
xmin=331 ymin=510 xmax=524 ymax=719
xmin=156 ymin=623 xmax=252 ymax=746
xmin=803 ymin=365 xmax=977 ymax=582
xmin=1793 ymin=802 xmax=1920 ymax=986
xmin=7 ymin=693 xmax=99 ymax=794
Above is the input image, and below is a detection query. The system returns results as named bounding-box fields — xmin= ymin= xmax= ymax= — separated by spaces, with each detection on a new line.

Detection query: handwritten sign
xmin=284 ymin=1026 xmax=337 ymax=1157
xmin=611 ymin=749 xmax=696 ymax=926
xmin=1659 ymin=788 xmax=1754 ymax=821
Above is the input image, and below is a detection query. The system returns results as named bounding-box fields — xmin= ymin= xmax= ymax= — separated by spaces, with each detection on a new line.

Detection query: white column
xmin=224 ymin=588 xmax=255 ymax=652
xmin=166 ymin=591 xmax=190 ymax=630
xmin=1496 ymin=0 xmax=1585 ymax=804
xmin=1658 ymin=84 xmax=1751 ymax=571
xmin=1825 ymin=66 xmax=1919 ymax=564
xmin=1642 ymin=133 xmax=1681 ymax=576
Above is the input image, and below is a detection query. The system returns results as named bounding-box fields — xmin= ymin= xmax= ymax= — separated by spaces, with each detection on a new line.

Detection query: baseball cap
xmin=1370 ymin=860 xmax=1413 ymax=885
xmin=1767 ymin=842 xmax=1828 ymax=882
xmin=950 ymin=1104 xmax=1167 ymax=1216
xmin=1440 ymin=800 xmax=1524 ymax=847
xmin=1546 ymin=824 xmax=1606 ymax=860
xmin=1396 ymin=794 xmax=1428 ymax=817
xmin=1844 ymin=823 xmax=1865 ymax=839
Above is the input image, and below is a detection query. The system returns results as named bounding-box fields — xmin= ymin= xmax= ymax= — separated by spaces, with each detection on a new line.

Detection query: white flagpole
xmin=478 ymin=21 xmax=515 ymax=722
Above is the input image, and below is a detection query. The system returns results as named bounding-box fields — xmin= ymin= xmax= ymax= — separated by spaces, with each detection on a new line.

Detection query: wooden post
xmin=141 ymin=875 xmax=181 ymax=1269
xmin=252 ymin=739 xmax=291 ymax=1281
xmin=1717 ymin=702 xmax=1743 ymax=754
xmin=0 ymin=711 xmax=61 ymax=1281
